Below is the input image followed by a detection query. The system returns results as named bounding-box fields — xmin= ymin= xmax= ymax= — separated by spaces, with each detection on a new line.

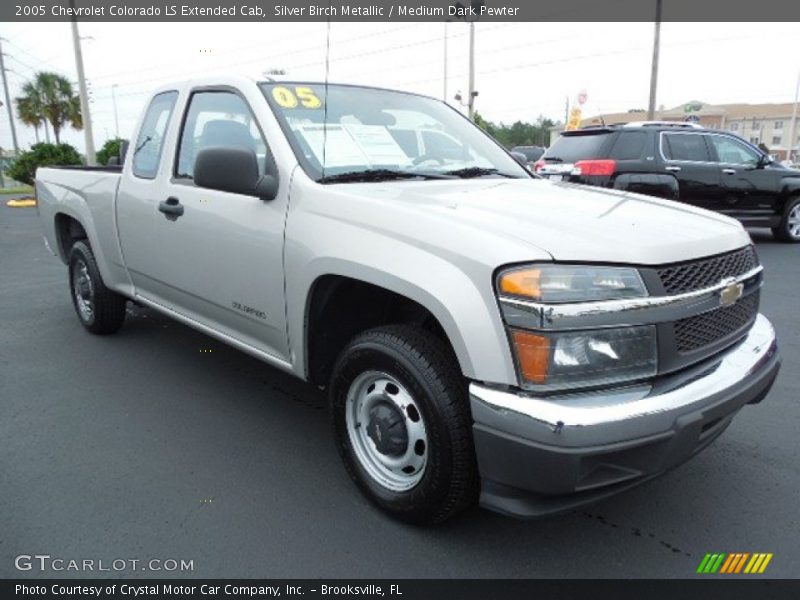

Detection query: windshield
xmin=260 ymin=82 xmax=529 ymax=182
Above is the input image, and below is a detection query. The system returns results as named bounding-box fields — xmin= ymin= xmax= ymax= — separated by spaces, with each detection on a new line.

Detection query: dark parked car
xmin=510 ymin=145 xmax=545 ymax=170
xmin=536 ymin=122 xmax=800 ymax=242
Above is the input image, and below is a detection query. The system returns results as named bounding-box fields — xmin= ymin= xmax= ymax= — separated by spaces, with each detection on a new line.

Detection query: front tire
xmin=330 ymin=325 xmax=477 ymax=524
xmin=772 ymin=196 xmax=800 ymax=243
xmin=68 ymin=241 xmax=127 ymax=334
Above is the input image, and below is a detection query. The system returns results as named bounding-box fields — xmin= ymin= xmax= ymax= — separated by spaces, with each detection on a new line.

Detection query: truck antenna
xmin=322 ymin=11 xmax=331 ymax=180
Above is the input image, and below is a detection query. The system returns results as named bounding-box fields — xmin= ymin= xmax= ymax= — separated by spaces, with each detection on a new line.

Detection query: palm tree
xmin=33 ymin=72 xmax=83 ymax=144
xmin=15 ymin=81 xmax=44 ymax=143
xmin=14 ymin=72 xmax=81 ymax=144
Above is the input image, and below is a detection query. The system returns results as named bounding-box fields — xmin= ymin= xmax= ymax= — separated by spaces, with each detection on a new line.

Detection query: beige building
xmin=551 ymin=101 xmax=800 ymax=161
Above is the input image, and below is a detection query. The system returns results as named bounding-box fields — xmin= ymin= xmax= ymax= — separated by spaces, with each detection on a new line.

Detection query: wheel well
xmin=54 ymin=213 xmax=87 ymax=260
xmin=306 ymin=276 xmax=458 ymax=387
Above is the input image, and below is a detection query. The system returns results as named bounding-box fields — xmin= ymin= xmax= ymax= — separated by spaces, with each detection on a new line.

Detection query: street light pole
xmin=69 ymin=2 xmax=96 ymax=165
xmin=787 ymin=70 xmax=800 ymax=163
xmin=647 ymin=0 xmax=662 ymax=120
xmin=111 ymin=84 xmax=119 ymax=138
xmin=0 ymin=38 xmax=20 ymax=155
xmin=467 ymin=21 xmax=475 ymax=120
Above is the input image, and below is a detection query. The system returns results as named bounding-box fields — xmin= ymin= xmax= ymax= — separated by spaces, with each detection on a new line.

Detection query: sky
xmin=1 ymin=21 xmax=799 ymax=153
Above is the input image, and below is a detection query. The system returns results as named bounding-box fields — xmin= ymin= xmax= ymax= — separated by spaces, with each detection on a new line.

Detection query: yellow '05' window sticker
xmin=272 ymin=86 xmax=322 ymax=109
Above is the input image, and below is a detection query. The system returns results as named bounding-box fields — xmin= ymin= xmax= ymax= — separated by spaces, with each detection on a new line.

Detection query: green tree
xmin=19 ymin=72 xmax=83 ymax=144
xmin=96 ymin=138 xmax=127 ymax=165
xmin=473 ymin=112 xmax=556 ymax=148
xmin=6 ymin=143 xmax=83 ymax=185
xmin=15 ymin=81 xmax=45 ymax=143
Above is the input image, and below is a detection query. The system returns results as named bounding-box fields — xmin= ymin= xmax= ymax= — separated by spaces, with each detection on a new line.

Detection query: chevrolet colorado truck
xmin=35 ymin=77 xmax=781 ymax=523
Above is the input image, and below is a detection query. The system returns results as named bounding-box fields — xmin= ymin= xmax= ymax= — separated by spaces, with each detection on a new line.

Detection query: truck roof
xmin=150 ymin=76 xmax=442 ymax=103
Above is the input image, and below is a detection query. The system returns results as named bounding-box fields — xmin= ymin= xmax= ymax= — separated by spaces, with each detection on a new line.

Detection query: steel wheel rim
xmin=345 ymin=371 xmax=428 ymax=492
xmin=72 ymin=259 xmax=94 ymax=321
xmin=788 ymin=204 xmax=800 ymax=239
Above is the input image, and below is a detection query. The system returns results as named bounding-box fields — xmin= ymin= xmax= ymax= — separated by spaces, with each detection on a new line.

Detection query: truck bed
xmin=35 ymin=166 xmax=131 ymax=297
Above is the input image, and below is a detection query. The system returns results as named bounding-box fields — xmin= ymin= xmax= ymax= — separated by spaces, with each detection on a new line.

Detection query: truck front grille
xmin=674 ymin=291 xmax=760 ymax=353
xmin=657 ymin=246 xmax=758 ymax=295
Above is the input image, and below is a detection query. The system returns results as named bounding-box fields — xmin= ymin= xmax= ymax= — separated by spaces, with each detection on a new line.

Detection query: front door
xmin=147 ymin=89 xmax=289 ymax=364
xmin=706 ymin=133 xmax=781 ymax=222
xmin=660 ymin=131 xmax=724 ymax=211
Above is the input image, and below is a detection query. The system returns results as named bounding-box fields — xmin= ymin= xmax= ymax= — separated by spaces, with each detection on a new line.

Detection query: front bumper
xmin=470 ymin=313 xmax=780 ymax=518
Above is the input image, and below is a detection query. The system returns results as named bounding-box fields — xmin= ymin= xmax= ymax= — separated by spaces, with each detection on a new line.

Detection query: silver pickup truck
xmin=36 ymin=77 xmax=780 ymax=523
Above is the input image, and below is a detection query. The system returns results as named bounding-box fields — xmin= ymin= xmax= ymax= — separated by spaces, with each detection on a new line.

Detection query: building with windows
xmin=551 ymin=101 xmax=799 ymax=161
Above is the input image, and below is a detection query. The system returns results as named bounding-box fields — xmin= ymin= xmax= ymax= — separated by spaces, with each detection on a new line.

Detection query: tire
xmin=68 ymin=240 xmax=127 ymax=334
xmin=329 ymin=324 xmax=478 ymax=524
xmin=772 ymin=196 xmax=800 ymax=243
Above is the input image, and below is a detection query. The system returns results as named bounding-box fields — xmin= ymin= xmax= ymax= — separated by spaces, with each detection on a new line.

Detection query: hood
xmin=333 ymin=178 xmax=751 ymax=265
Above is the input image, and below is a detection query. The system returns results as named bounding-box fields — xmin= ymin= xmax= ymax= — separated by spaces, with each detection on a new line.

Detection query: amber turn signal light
xmin=499 ymin=268 xmax=541 ymax=299
xmin=511 ymin=330 xmax=550 ymax=384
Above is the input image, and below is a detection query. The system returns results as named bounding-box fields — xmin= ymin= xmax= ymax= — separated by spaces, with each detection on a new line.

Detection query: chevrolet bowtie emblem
xmin=719 ymin=281 xmax=744 ymax=307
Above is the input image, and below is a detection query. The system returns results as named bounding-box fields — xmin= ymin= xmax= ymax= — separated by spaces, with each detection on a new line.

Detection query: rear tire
xmin=329 ymin=325 xmax=478 ymax=524
xmin=772 ymin=196 xmax=800 ymax=243
xmin=68 ymin=241 xmax=127 ymax=334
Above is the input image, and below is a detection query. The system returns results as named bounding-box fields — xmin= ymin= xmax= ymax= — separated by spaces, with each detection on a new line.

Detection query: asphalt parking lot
xmin=1 ymin=199 xmax=798 ymax=579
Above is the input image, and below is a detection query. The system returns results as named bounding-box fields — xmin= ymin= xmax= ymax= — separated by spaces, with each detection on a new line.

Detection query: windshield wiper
xmin=318 ymin=169 xmax=449 ymax=184
xmin=542 ymin=157 xmax=563 ymax=163
xmin=442 ymin=167 xmax=520 ymax=179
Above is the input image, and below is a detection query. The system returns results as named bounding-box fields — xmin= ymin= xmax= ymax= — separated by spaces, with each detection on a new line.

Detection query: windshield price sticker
xmin=272 ymin=86 xmax=322 ymax=109
xmin=296 ymin=124 xmax=411 ymax=168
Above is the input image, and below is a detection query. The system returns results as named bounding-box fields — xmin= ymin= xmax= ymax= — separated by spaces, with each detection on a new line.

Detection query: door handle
xmin=665 ymin=165 xmax=681 ymax=172
xmin=722 ymin=168 xmax=736 ymax=175
xmin=158 ymin=197 xmax=184 ymax=220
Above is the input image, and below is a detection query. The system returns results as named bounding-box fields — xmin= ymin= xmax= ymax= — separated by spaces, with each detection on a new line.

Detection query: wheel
xmin=68 ymin=240 xmax=127 ymax=334
xmin=329 ymin=325 xmax=478 ymax=524
xmin=772 ymin=196 xmax=800 ymax=242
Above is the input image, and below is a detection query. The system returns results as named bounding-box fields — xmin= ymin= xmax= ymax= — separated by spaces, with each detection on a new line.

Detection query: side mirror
xmin=752 ymin=154 xmax=773 ymax=169
xmin=194 ymin=147 xmax=278 ymax=200
xmin=510 ymin=151 xmax=528 ymax=168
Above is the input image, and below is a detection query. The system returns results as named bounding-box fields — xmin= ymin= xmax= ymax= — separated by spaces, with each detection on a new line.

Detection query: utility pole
xmin=452 ymin=1 xmax=480 ymax=120
xmin=0 ymin=39 xmax=20 ymax=155
xmin=111 ymin=84 xmax=119 ymax=138
xmin=787 ymin=70 xmax=799 ymax=163
xmin=69 ymin=2 xmax=96 ymax=165
xmin=647 ymin=0 xmax=662 ymax=120
xmin=467 ymin=21 xmax=476 ymax=120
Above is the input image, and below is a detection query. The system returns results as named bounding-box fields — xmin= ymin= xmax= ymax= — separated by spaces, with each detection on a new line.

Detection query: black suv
xmin=537 ymin=122 xmax=800 ymax=242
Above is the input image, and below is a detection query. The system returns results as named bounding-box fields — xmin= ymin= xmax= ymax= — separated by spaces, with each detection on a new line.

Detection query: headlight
xmin=498 ymin=265 xmax=647 ymax=303
xmin=511 ymin=326 xmax=657 ymax=390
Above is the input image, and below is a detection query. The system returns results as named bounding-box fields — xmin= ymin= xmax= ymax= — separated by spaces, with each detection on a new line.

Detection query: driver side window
xmin=709 ymin=135 xmax=760 ymax=166
xmin=176 ymin=91 xmax=268 ymax=179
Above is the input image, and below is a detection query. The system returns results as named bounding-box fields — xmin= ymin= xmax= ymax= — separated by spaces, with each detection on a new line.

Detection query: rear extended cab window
xmin=545 ymin=131 xmax=614 ymax=162
xmin=132 ymin=91 xmax=178 ymax=179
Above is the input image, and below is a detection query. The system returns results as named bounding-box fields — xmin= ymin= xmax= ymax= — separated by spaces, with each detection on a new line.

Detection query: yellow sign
xmin=272 ymin=86 xmax=322 ymax=109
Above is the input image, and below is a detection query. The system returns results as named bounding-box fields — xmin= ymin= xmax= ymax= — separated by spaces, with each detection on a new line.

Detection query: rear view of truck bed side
xmin=37 ymin=166 xmax=138 ymax=301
